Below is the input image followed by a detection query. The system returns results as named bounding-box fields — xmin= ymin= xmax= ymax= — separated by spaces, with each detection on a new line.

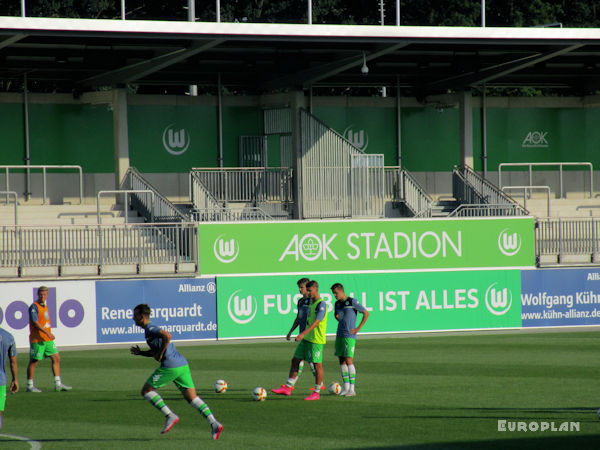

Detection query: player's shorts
xmin=334 ymin=337 xmax=356 ymax=358
xmin=146 ymin=364 xmax=195 ymax=391
xmin=29 ymin=340 xmax=58 ymax=360
xmin=294 ymin=340 xmax=324 ymax=363
xmin=0 ymin=385 xmax=6 ymax=412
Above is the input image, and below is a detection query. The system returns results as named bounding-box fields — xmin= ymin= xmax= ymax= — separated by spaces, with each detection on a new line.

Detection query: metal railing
xmin=498 ymin=162 xmax=593 ymax=199
xmin=536 ymin=217 xmax=600 ymax=260
xmin=0 ymin=191 xmax=18 ymax=225
xmin=190 ymin=170 xmax=223 ymax=212
xmin=97 ymin=190 xmax=154 ymax=224
xmin=0 ymin=222 xmax=198 ymax=270
xmin=190 ymin=167 xmax=293 ymax=204
xmin=122 ymin=167 xmax=189 ymax=223
xmin=1 ymin=165 xmax=83 ymax=204
xmin=448 ymin=203 xmax=527 ymax=217
xmin=190 ymin=207 xmax=273 ymax=222
xmin=453 ymin=166 xmax=528 ymax=216
xmin=385 ymin=167 xmax=433 ymax=217
xmin=502 ymin=186 xmax=551 ymax=217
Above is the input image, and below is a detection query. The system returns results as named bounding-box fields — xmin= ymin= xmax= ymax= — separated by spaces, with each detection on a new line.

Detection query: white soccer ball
xmin=214 ymin=379 xmax=228 ymax=393
xmin=252 ymin=386 xmax=267 ymax=401
xmin=328 ymin=381 xmax=341 ymax=395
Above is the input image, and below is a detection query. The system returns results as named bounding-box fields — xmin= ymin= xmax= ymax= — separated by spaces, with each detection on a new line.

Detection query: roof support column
xmin=290 ymin=90 xmax=305 ymax=219
xmin=112 ymin=88 xmax=130 ymax=191
xmin=459 ymin=89 xmax=473 ymax=170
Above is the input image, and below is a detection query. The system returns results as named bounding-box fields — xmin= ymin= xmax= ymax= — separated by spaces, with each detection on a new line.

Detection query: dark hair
xmin=330 ymin=283 xmax=344 ymax=292
xmin=306 ymin=280 xmax=319 ymax=289
xmin=134 ymin=303 xmax=151 ymax=317
xmin=297 ymin=278 xmax=310 ymax=287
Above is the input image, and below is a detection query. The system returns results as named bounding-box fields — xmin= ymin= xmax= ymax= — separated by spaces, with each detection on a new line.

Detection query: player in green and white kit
xmin=130 ymin=304 xmax=223 ymax=439
xmin=332 ymin=283 xmax=369 ymax=396
xmin=273 ymin=280 xmax=328 ymax=400
xmin=284 ymin=278 xmax=316 ymax=387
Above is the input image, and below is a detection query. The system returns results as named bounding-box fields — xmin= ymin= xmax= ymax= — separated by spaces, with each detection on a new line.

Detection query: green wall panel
xmin=128 ymin=105 xmax=219 ymax=172
xmin=0 ymin=104 xmax=113 ymax=172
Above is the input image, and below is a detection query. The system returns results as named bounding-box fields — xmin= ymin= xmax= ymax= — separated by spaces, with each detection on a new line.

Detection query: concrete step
xmin=516 ymin=197 xmax=600 ymax=218
xmin=0 ymin=204 xmax=142 ymax=226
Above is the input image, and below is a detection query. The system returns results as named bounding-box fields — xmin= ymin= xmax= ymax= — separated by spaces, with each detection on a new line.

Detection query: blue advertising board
xmin=96 ymin=278 xmax=217 ymax=343
xmin=521 ymin=268 xmax=600 ymax=327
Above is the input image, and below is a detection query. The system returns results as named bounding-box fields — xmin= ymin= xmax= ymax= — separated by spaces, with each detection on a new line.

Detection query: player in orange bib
xmin=26 ymin=286 xmax=72 ymax=393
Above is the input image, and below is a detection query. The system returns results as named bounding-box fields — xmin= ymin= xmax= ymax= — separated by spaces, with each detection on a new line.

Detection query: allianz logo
xmin=485 ymin=283 xmax=512 ymax=316
xmin=214 ymin=235 xmax=239 ymax=263
xmin=498 ymin=229 xmax=521 ymax=256
xmin=227 ymin=289 xmax=257 ymax=324
xmin=162 ymin=124 xmax=190 ymax=155
xmin=522 ymin=131 xmax=548 ymax=148
xmin=343 ymin=125 xmax=369 ymax=151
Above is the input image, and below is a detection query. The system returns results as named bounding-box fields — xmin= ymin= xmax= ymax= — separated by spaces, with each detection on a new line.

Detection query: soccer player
xmin=130 ymin=303 xmax=223 ymax=439
xmin=331 ymin=283 xmax=369 ymax=396
xmin=285 ymin=278 xmax=316 ymax=385
xmin=26 ymin=286 xmax=72 ymax=393
xmin=0 ymin=326 xmax=18 ymax=430
xmin=272 ymin=280 xmax=328 ymax=401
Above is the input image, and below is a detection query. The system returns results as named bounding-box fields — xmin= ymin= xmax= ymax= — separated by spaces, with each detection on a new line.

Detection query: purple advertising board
xmin=521 ymin=268 xmax=600 ymax=327
xmin=96 ymin=278 xmax=217 ymax=343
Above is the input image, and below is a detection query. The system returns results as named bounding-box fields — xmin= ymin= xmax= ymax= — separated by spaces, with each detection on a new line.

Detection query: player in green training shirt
xmin=272 ymin=280 xmax=328 ymax=400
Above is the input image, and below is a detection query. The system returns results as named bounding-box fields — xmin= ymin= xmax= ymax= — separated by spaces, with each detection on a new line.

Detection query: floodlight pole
xmin=308 ymin=0 xmax=312 ymax=24
xmin=481 ymin=0 xmax=485 ymax=27
xmin=216 ymin=0 xmax=221 ymax=22
xmin=380 ymin=0 xmax=385 ymax=26
xmin=188 ymin=0 xmax=198 ymax=96
xmin=21 ymin=0 xmax=26 ymax=17
xmin=121 ymin=0 xmax=125 ymax=20
xmin=396 ymin=0 xmax=400 ymax=26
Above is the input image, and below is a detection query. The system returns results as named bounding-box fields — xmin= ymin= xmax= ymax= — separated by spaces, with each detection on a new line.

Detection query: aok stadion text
xmin=279 ymin=231 xmax=461 ymax=261
xmin=261 ymin=288 xmax=479 ymax=315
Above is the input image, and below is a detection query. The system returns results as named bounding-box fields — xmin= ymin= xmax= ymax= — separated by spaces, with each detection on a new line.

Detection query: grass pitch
xmin=1 ymin=331 xmax=600 ymax=449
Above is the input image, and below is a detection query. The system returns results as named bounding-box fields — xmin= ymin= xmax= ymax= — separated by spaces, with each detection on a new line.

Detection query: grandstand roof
xmin=2 ymin=17 xmax=600 ymax=95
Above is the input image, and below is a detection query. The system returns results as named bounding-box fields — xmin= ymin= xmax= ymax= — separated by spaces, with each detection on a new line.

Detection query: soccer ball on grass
xmin=328 ymin=381 xmax=341 ymax=395
xmin=214 ymin=379 xmax=228 ymax=393
xmin=252 ymin=387 xmax=267 ymax=401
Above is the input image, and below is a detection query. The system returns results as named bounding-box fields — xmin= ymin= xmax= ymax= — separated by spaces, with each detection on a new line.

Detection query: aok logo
xmin=485 ymin=283 xmax=512 ymax=316
xmin=279 ymin=233 xmax=338 ymax=262
xmin=214 ymin=235 xmax=239 ymax=263
xmin=343 ymin=125 xmax=369 ymax=151
xmin=522 ymin=131 xmax=548 ymax=148
xmin=498 ymin=229 xmax=521 ymax=256
xmin=162 ymin=124 xmax=190 ymax=156
xmin=227 ymin=289 xmax=257 ymax=324
xmin=0 ymin=287 xmax=84 ymax=330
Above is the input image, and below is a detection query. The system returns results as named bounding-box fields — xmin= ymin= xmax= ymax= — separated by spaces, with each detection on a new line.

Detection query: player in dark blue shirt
xmin=130 ymin=303 xmax=223 ymax=439
xmin=0 ymin=327 xmax=18 ymax=429
xmin=332 ymin=283 xmax=369 ymax=396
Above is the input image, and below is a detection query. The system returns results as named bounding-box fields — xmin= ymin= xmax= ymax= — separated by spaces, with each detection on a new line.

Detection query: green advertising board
xmin=216 ymin=270 xmax=522 ymax=339
xmin=198 ymin=217 xmax=534 ymax=275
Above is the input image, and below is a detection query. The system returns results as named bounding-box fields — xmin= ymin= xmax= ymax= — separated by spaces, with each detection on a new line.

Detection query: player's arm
xmin=295 ymin=318 xmax=320 ymax=342
xmin=350 ymin=300 xmax=369 ymax=335
xmin=286 ymin=317 xmax=300 ymax=341
xmin=9 ymin=354 xmax=18 ymax=394
xmin=130 ymin=345 xmax=154 ymax=357
xmin=29 ymin=305 xmax=55 ymax=340
xmin=155 ymin=328 xmax=172 ymax=362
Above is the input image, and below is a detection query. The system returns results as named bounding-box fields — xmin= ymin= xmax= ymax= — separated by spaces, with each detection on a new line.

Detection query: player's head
xmin=133 ymin=303 xmax=151 ymax=326
xmin=37 ymin=286 xmax=49 ymax=303
xmin=306 ymin=280 xmax=319 ymax=299
xmin=330 ymin=283 xmax=346 ymax=300
xmin=297 ymin=277 xmax=310 ymax=296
